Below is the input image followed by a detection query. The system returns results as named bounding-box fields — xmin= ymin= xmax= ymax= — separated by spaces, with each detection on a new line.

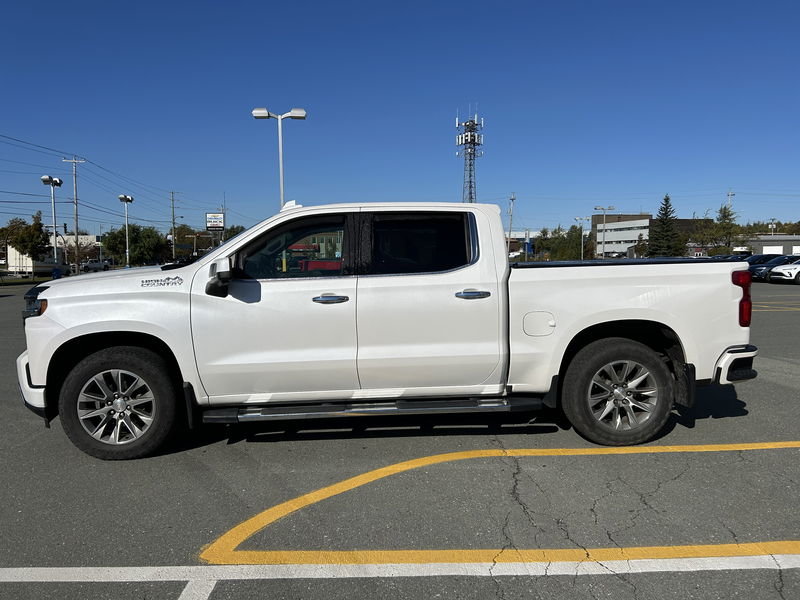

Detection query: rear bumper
xmin=714 ymin=345 xmax=758 ymax=385
xmin=16 ymin=351 xmax=47 ymax=417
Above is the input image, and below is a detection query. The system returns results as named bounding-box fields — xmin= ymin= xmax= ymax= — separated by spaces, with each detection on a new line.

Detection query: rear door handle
xmin=455 ymin=290 xmax=491 ymax=300
xmin=313 ymin=294 xmax=350 ymax=304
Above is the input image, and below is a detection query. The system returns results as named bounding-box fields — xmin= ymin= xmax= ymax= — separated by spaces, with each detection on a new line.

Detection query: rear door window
xmin=365 ymin=212 xmax=473 ymax=275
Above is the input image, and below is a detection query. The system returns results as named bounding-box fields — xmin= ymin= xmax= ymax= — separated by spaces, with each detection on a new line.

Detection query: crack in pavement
xmin=769 ymin=554 xmax=787 ymax=600
xmin=488 ymin=436 xmax=521 ymax=600
xmin=597 ymin=459 xmax=693 ymax=600
xmin=717 ymin=517 xmax=741 ymax=545
xmin=497 ymin=438 xmax=625 ymax=593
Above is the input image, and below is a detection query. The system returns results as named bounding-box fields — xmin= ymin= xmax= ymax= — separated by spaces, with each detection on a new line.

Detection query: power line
xmin=78 ymin=172 xmax=170 ymax=216
xmin=0 ymin=139 xmax=66 ymax=159
xmin=0 ymin=200 xmax=69 ymax=205
xmin=0 ymin=168 xmax=69 ymax=176
xmin=83 ymin=158 xmax=171 ymax=195
xmin=80 ymin=164 xmax=169 ymax=206
xmin=0 ymin=132 xmax=172 ymax=202
xmin=0 ymin=157 xmax=69 ymax=170
xmin=0 ymin=189 xmax=54 ymax=199
xmin=0 ymin=133 xmax=75 ymax=157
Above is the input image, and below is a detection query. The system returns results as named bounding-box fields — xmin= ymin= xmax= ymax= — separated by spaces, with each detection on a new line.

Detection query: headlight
xmin=22 ymin=285 xmax=49 ymax=322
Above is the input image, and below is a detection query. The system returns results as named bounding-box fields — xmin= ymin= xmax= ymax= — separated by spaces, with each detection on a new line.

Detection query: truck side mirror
xmin=205 ymin=258 xmax=232 ymax=298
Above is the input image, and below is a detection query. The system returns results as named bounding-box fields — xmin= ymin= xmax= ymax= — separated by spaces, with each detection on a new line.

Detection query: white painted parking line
xmin=177 ymin=578 xmax=218 ymax=600
xmin=2 ymin=554 xmax=800 ymax=583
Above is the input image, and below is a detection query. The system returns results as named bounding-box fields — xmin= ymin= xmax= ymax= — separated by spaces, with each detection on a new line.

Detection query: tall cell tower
xmin=456 ymin=112 xmax=484 ymax=203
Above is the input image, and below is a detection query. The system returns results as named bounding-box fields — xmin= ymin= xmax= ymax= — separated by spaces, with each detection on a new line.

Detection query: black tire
xmin=562 ymin=338 xmax=674 ymax=446
xmin=795 ymin=272 xmax=800 ymax=285
xmin=58 ymin=346 xmax=178 ymax=460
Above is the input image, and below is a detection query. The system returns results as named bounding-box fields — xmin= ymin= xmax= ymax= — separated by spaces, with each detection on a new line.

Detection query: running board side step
xmin=201 ymin=396 xmax=543 ymax=424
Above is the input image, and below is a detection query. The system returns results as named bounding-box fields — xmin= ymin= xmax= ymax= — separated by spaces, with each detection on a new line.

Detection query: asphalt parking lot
xmin=0 ymin=280 xmax=799 ymax=600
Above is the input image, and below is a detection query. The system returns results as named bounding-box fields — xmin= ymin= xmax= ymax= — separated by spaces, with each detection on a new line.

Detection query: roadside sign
xmin=206 ymin=213 xmax=225 ymax=232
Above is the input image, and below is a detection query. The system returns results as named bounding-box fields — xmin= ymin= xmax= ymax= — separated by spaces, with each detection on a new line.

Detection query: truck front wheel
xmin=58 ymin=346 xmax=178 ymax=460
xmin=562 ymin=338 xmax=674 ymax=446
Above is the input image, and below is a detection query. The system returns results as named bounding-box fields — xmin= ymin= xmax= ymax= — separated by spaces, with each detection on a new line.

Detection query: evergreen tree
xmin=647 ymin=195 xmax=684 ymax=257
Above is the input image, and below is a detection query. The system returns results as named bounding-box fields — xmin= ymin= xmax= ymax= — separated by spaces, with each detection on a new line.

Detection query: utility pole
xmin=63 ymin=156 xmax=85 ymax=267
xmin=221 ymin=193 xmax=227 ymax=242
xmin=506 ymin=193 xmax=515 ymax=254
xmin=574 ymin=216 xmax=590 ymax=260
xmin=170 ymin=191 xmax=178 ymax=260
xmin=524 ymin=229 xmax=530 ymax=261
xmin=594 ymin=205 xmax=615 ymax=258
xmin=727 ymin=189 xmax=735 ymax=209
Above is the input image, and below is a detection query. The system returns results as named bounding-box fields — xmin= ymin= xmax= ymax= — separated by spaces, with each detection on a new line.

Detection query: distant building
xmin=745 ymin=235 xmax=800 ymax=256
xmin=3 ymin=234 xmax=102 ymax=276
xmin=593 ymin=215 xmax=651 ymax=257
xmin=594 ymin=214 xmax=716 ymax=257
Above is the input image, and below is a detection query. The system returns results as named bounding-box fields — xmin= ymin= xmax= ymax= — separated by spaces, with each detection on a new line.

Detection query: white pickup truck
xmin=18 ymin=202 xmax=757 ymax=459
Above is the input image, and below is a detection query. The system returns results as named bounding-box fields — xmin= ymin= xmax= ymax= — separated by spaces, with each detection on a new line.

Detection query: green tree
xmin=535 ymin=227 xmax=551 ymax=260
xmin=224 ymin=224 xmax=246 ymax=240
xmin=648 ymin=195 xmax=684 ymax=257
xmin=548 ymin=225 xmax=583 ymax=260
xmin=6 ymin=213 xmax=50 ymax=260
xmin=171 ymin=224 xmax=198 ymax=260
xmin=104 ymin=224 xmax=170 ymax=265
xmin=690 ymin=212 xmax=717 ymax=253
xmin=633 ymin=233 xmax=648 ymax=258
xmin=713 ymin=204 xmax=739 ymax=251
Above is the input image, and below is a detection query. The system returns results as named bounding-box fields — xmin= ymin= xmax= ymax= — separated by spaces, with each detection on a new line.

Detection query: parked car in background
xmin=751 ymin=255 xmax=797 ymax=282
xmin=767 ymin=258 xmax=800 ymax=284
xmin=744 ymin=254 xmax=782 ymax=266
xmin=81 ymin=259 xmax=110 ymax=273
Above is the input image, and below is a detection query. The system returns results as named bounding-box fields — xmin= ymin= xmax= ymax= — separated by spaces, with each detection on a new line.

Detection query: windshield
xmin=765 ymin=256 xmax=793 ymax=266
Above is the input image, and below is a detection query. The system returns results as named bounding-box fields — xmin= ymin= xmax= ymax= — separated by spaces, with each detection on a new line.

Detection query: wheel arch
xmin=45 ymin=332 xmax=185 ymax=419
xmin=555 ymin=319 xmax=690 ymax=408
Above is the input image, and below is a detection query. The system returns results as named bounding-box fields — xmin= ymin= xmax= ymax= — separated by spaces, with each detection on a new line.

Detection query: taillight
xmin=732 ymin=270 xmax=752 ymax=327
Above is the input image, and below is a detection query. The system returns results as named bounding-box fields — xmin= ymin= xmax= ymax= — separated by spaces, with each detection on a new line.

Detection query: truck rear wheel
xmin=58 ymin=346 xmax=178 ymax=460
xmin=562 ymin=338 xmax=674 ymax=446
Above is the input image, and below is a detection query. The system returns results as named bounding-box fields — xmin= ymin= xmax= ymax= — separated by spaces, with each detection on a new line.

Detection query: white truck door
xmin=356 ymin=210 xmax=504 ymax=392
xmin=191 ymin=213 xmax=359 ymax=402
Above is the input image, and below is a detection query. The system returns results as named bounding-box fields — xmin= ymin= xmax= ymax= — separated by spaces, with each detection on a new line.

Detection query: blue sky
xmin=1 ymin=0 xmax=799 ymax=236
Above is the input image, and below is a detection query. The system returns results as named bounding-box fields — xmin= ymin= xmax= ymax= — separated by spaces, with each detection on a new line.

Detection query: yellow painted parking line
xmin=753 ymin=300 xmax=800 ymax=311
xmin=205 ymin=542 xmax=800 ymax=566
xmin=200 ymin=441 xmax=800 ymax=565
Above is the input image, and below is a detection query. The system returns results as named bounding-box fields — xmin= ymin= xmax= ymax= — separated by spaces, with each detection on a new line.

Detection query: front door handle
xmin=455 ymin=290 xmax=491 ymax=300
xmin=313 ymin=294 xmax=350 ymax=304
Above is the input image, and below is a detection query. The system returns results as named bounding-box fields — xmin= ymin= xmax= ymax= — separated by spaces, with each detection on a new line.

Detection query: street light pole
xmin=593 ymin=205 xmax=615 ymax=258
xmin=118 ymin=195 xmax=134 ymax=267
xmin=251 ymin=107 xmax=307 ymax=209
xmin=574 ymin=216 xmax=590 ymax=260
xmin=276 ymin=116 xmax=285 ymax=208
xmin=41 ymin=176 xmax=63 ymax=263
